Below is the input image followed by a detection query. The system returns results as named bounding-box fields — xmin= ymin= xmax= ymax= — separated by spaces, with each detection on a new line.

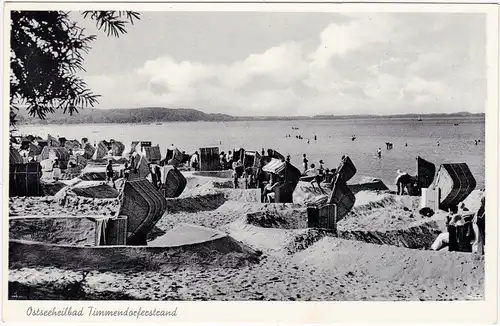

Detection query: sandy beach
xmin=8 ymin=172 xmax=485 ymax=301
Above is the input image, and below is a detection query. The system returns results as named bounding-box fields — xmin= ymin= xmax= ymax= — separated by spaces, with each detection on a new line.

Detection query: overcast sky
xmin=76 ymin=12 xmax=486 ymax=116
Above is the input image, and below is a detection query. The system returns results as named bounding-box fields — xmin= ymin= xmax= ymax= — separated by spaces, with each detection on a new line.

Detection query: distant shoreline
xmin=15 ymin=110 xmax=485 ymax=126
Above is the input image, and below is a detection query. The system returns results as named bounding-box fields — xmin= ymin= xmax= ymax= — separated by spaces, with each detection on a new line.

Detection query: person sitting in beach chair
xmin=431 ymin=206 xmax=473 ymax=251
xmin=304 ymin=164 xmax=325 ymax=194
xmin=263 ymin=174 xmax=282 ymax=203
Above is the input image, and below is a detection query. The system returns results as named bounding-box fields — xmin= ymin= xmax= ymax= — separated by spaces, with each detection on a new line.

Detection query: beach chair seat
xmin=307 ymin=203 xmax=337 ymax=232
xmin=448 ymin=215 xmax=475 ymax=253
xmin=273 ymin=182 xmax=295 ymax=203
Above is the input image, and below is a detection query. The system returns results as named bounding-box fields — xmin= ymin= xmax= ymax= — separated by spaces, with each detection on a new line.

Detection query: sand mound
xmin=220 ymin=189 xmax=261 ymax=202
xmin=148 ymin=223 xmax=253 ymax=254
xmin=9 ymin=216 xmax=98 ymax=246
xmin=292 ymin=237 xmax=484 ymax=288
xmin=165 ymin=193 xmax=227 ymax=213
xmin=154 ymin=201 xmax=269 ymax=235
xmin=9 ymin=196 xmax=117 ymax=217
xmin=338 ymin=192 xmax=421 ymax=230
xmin=10 ymin=223 xmax=261 ymax=272
xmin=224 ymin=219 xmax=301 ymax=253
xmin=347 ymin=175 xmax=389 ymax=194
xmin=40 ymin=181 xmax=67 ymax=196
xmin=282 ymin=228 xmax=332 ymax=255
xmin=70 ymin=182 xmax=119 ymax=198
xmin=337 ymin=219 xmax=442 ymax=249
xmin=245 ymin=207 xmax=307 ymax=229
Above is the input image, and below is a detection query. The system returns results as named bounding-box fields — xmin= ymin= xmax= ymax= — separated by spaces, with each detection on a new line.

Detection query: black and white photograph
xmin=3 ymin=3 xmax=498 ymax=321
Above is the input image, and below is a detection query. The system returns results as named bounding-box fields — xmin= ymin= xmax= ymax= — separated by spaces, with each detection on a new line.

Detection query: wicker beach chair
xmin=116 ymin=179 xmax=168 ymax=245
xmin=307 ymin=157 xmax=357 ymax=232
xmin=447 ymin=213 xmax=475 ymax=253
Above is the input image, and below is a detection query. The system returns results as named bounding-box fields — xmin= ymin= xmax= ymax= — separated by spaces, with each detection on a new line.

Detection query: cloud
xmin=83 ymin=13 xmax=485 ymax=115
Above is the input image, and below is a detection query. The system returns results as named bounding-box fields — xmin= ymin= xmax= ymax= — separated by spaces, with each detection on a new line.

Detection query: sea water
xmin=18 ymin=117 xmax=485 ymax=188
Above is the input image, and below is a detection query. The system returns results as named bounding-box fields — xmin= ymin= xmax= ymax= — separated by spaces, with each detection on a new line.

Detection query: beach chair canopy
xmin=327 ymin=177 xmax=356 ymax=221
xmin=263 ymin=159 xmax=301 ymax=183
xmin=336 ymin=156 xmax=357 ymax=183
xmin=10 ymin=148 xmax=24 ymax=164
xmin=417 ymin=156 xmax=436 ymax=188
xmin=110 ymin=141 xmax=125 ymax=156
xmin=434 ymin=163 xmax=476 ymax=210
xmin=199 ymin=147 xmax=220 ymax=171
xmin=267 ymin=149 xmax=285 ymax=161
xmin=93 ymin=141 xmax=109 ymax=160
xmin=262 ymin=158 xmax=286 ymax=175
xmin=118 ymin=179 xmax=168 ymax=245
xmin=128 ymin=141 xmax=140 ymax=155
xmin=144 ymin=145 xmax=162 ymax=162
xmin=64 ymin=139 xmax=82 ymax=151
xmin=40 ymin=146 xmax=70 ymax=162
xmin=28 ymin=143 xmax=42 ymax=157
xmin=47 ymin=134 xmax=60 ymax=147
xmin=159 ymin=165 xmax=187 ymax=198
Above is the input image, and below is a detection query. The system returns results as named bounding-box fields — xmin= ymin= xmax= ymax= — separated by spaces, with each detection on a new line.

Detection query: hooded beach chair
xmin=116 ymin=178 xmax=168 ymax=245
xmin=308 ymin=156 xmax=357 ymax=231
xmin=432 ymin=163 xmax=476 ymax=211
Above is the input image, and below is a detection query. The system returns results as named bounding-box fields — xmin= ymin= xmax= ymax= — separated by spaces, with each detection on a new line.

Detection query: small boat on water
xmin=418 ymin=116 xmax=423 ymax=121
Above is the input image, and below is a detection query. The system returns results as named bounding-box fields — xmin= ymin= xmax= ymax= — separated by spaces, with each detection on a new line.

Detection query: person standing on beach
xmin=377 ymin=148 xmax=382 ymax=158
xmin=286 ymin=154 xmax=291 ymax=163
xmin=302 ymin=154 xmax=309 ymax=173
xmin=472 ymin=196 xmax=485 ymax=255
xmin=106 ymin=159 xmax=115 ymax=188
xmin=123 ymin=162 xmax=130 ymax=179
xmin=190 ymin=151 xmax=199 ymax=171
xmin=318 ymin=160 xmax=325 ymax=177
xmin=232 ymin=160 xmax=242 ymax=185
xmin=52 ymin=158 xmax=61 ymax=181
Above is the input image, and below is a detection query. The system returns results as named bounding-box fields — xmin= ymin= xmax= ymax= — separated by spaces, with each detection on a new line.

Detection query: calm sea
xmin=19 ymin=117 xmax=485 ymax=188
